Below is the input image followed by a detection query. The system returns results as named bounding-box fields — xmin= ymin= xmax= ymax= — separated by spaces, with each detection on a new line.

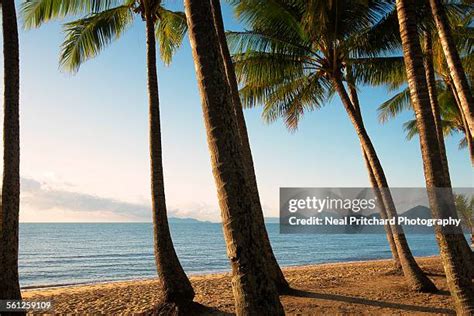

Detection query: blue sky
xmin=0 ymin=1 xmax=472 ymax=222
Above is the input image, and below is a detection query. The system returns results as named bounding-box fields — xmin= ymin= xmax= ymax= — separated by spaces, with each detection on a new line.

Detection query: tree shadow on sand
xmin=188 ymin=303 xmax=233 ymax=316
xmin=287 ymin=289 xmax=455 ymax=315
xmin=149 ymin=302 xmax=232 ymax=316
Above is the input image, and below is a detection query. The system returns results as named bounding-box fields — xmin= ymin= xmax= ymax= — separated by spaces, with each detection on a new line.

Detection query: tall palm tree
xmin=379 ymin=83 xmax=474 ymax=163
xmin=395 ymin=0 xmax=474 ymax=313
xmin=22 ymin=0 xmax=195 ymax=311
xmin=428 ymin=0 xmax=474 ymax=136
xmin=454 ymin=194 xmax=473 ymax=247
xmin=423 ymin=30 xmax=451 ymax=180
xmin=374 ymin=7 xmax=473 ymax=165
xmin=184 ymin=0 xmax=284 ymax=314
xmin=229 ymin=0 xmax=436 ymax=292
xmin=346 ymin=69 xmax=402 ymax=272
xmin=209 ymin=0 xmax=289 ymax=292
xmin=0 ymin=0 xmax=22 ymax=301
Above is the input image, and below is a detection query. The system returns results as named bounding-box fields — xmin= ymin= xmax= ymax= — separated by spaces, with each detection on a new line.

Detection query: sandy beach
xmin=22 ymin=256 xmax=459 ymax=315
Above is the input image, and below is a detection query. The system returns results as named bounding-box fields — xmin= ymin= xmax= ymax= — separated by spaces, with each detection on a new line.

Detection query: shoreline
xmin=21 ymin=256 xmax=428 ymax=291
xmin=21 ymin=256 xmax=456 ymax=315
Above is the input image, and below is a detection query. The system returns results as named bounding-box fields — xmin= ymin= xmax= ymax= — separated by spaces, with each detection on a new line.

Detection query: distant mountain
xmin=168 ymin=217 xmax=211 ymax=224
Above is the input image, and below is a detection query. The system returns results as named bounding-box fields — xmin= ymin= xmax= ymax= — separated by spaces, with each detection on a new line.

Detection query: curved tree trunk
xmin=184 ymin=1 xmax=284 ymax=314
xmin=465 ymin=129 xmax=474 ymax=165
xmin=422 ymin=31 xmax=474 ymax=274
xmin=0 ymin=0 xmax=22 ymax=301
xmin=423 ymin=31 xmax=451 ymax=183
xmin=362 ymin=150 xmax=402 ymax=272
xmin=447 ymin=79 xmax=474 ymax=165
xmin=345 ymin=73 xmax=402 ymax=272
xmin=209 ymin=0 xmax=290 ymax=293
xmin=429 ymin=0 xmax=474 ymax=136
xmin=395 ymin=0 xmax=474 ymax=313
xmin=145 ymin=15 xmax=195 ymax=313
xmin=332 ymin=76 xmax=437 ymax=293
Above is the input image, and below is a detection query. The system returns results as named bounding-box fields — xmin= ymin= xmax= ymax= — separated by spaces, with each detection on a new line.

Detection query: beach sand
xmin=23 ymin=256 xmax=458 ymax=315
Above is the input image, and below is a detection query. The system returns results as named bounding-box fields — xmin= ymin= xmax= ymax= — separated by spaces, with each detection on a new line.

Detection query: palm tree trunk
xmin=145 ymin=15 xmax=195 ymax=312
xmin=209 ymin=0 xmax=290 ymax=293
xmin=429 ymin=0 xmax=474 ymax=136
xmin=0 ymin=0 xmax=22 ymax=301
xmin=447 ymin=79 xmax=474 ymax=164
xmin=465 ymin=129 xmax=474 ymax=165
xmin=423 ymin=31 xmax=451 ymax=183
xmin=332 ymin=75 xmax=437 ymax=292
xmin=362 ymin=150 xmax=403 ymax=272
xmin=396 ymin=0 xmax=474 ymax=313
xmin=184 ymin=1 xmax=284 ymax=314
xmin=345 ymin=72 xmax=402 ymax=272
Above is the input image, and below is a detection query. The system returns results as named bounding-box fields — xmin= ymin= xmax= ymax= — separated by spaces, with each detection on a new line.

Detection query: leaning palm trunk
xmin=145 ymin=14 xmax=195 ymax=313
xmin=446 ymin=79 xmax=474 ymax=165
xmin=0 ymin=0 xmax=22 ymax=301
xmin=429 ymin=0 xmax=474 ymax=136
xmin=396 ymin=0 xmax=474 ymax=313
xmin=346 ymin=77 xmax=402 ymax=272
xmin=466 ymin=128 xmax=474 ymax=165
xmin=333 ymin=75 xmax=437 ymax=292
xmin=184 ymin=0 xmax=284 ymax=314
xmin=423 ymin=31 xmax=450 ymax=182
xmin=209 ymin=0 xmax=289 ymax=293
xmin=362 ymin=151 xmax=402 ymax=272
xmin=423 ymin=33 xmax=474 ymax=271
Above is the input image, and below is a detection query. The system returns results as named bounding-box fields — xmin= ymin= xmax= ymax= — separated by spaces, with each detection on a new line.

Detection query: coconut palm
xmin=429 ymin=0 xmax=474 ymax=136
xmin=22 ymin=0 xmax=195 ymax=311
xmin=379 ymin=83 xmax=474 ymax=163
xmin=0 ymin=0 xmax=22 ymax=301
xmin=374 ymin=10 xmax=473 ymax=165
xmin=395 ymin=0 xmax=474 ymax=313
xmin=455 ymin=193 xmax=474 ymax=247
xmin=184 ymin=0 xmax=284 ymax=314
xmin=229 ymin=0 xmax=437 ymax=292
xmin=209 ymin=0 xmax=289 ymax=292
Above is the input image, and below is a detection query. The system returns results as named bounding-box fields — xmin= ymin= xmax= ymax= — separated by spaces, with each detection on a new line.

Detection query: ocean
xmin=19 ymin=222 xmax=447 ymax=288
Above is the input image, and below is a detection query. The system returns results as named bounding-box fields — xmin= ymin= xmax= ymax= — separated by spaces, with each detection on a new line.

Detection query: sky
xmin=0 ymin=1 xmax=472 ymax=222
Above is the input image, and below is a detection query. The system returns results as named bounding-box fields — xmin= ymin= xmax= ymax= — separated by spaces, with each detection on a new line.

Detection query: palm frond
xmin=231 ymin=0 xmax=306 ymax=43
xmin=155 ymin=7 xmax=187 ymax=65
xmin=227 ymin=30 xmax=314 ymax=59
xmin=260 ymin=74 xmax=329 ymax=130
xmin=403 ymin=119 xmax=418 ymax=140
xmin=22 ymin=0 xmax=121 ymax=29
xmin=377 ymin=87 xmax=412 ymax=123
xmin=459 ymin=136 xmax=468 ymax=149
xmin=234 ymin=51 xmax=311 ymax=89
xmin=350 ymin=56 xmax=406 ymax=89
xmin=60 ymin=5 xmax=134 ymax=72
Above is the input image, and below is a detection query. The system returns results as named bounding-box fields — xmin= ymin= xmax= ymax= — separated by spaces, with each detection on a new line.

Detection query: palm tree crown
xmin=22 ymin=0 xmax=187 ymax=71
xmin=228 ymin=0 xmax=399 ymax=128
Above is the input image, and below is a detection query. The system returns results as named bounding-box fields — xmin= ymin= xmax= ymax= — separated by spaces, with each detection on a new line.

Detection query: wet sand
xmin=23 ymin=256 xmax=458 ymax=315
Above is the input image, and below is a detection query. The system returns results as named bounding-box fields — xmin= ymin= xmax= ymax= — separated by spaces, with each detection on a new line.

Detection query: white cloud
xmin=19 ymin=177 xmax=221 ymax=222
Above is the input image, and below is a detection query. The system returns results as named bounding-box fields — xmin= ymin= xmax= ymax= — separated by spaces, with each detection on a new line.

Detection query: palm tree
xmin=379 ymin=84 xmax=474 ymax=164
xmin=229 ymin=0 xmax=436 ymax=292
xmin=0 ymin=0 xmax=22 ymax=301
xmin=375 ymin=9 xmax=473 ymax=165
xmin=428 ymin=0 xmax=474 ymax=136
xmin=423 ymin=30 xmax=451 ymax=180
xmin=184 ymin=0 xmax=284 ymax=314
xmin=395 ymin=0 xmax=474 ymax=313
xmin=209 ymin=0 xmax=290 ymax=292
xmin=22 ymin=0 xmax=195 ymax=311
xmin=455 ymin=194 xmax=473 ymax=247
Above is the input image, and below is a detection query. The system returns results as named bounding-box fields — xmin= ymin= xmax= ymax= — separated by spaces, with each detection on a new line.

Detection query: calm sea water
xmin=19 ymin=222 xmax=446 ymax=288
